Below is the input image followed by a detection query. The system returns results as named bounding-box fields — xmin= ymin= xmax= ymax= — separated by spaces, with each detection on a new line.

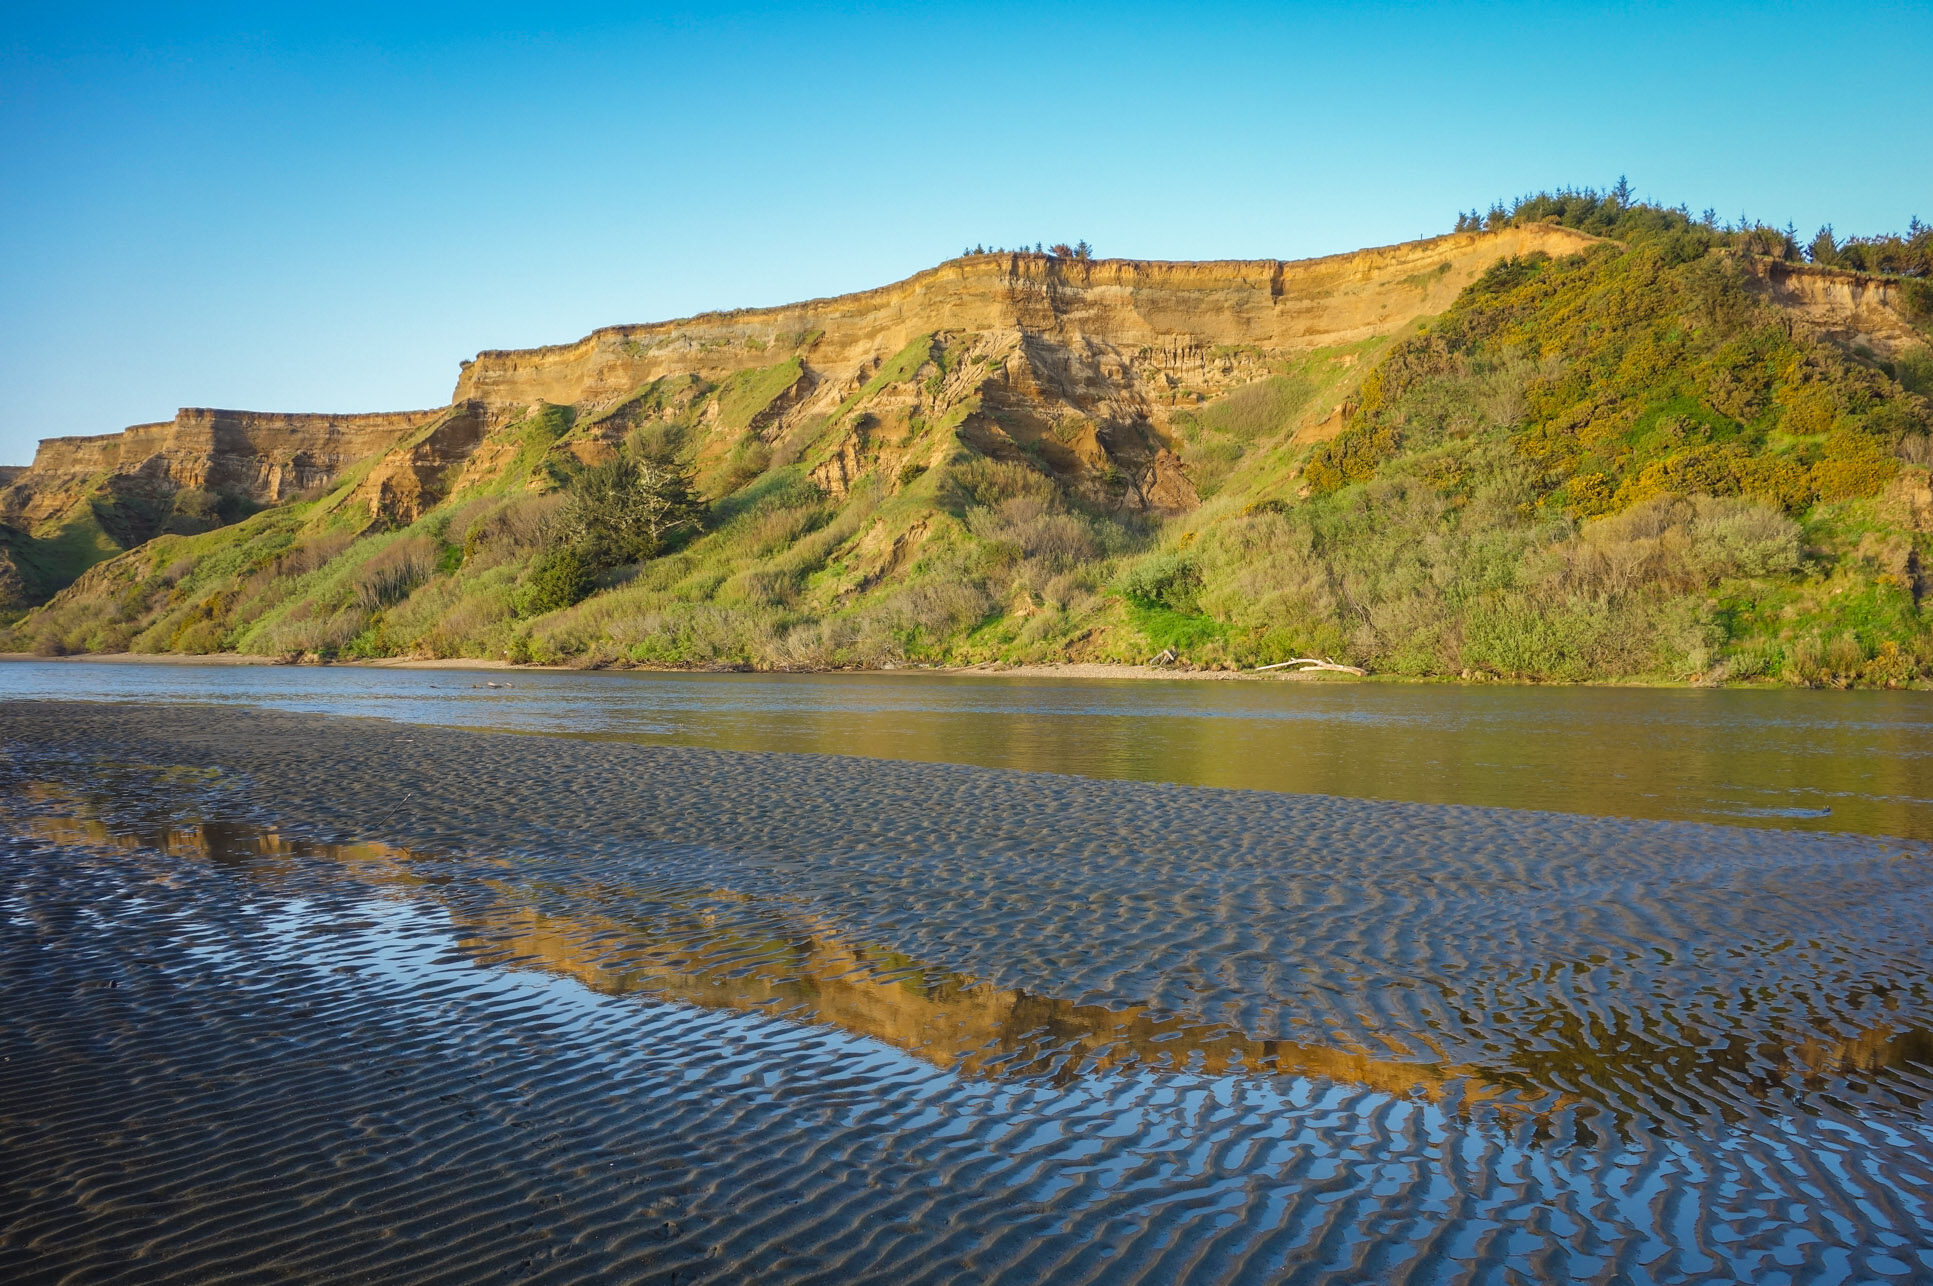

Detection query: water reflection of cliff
xmin=9 ymin=776 xmax=1932 ymax=1123
xmin=444 ymin=901 xmax=1933 ymax=1126
xmin=9 ymin=790 xmax=1476 ymax=1097
xmin=459 ymin=903 xmax=1495 ymax=1098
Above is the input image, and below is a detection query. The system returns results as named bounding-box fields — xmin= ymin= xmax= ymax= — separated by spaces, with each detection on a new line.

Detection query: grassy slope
xmin=10 ymin=218 xmax=1931 ymax=686
xmin=1 ymin=494 xmax=130 ymax=619
xmin=1171 ymin=238 xmax=1933 ymax=685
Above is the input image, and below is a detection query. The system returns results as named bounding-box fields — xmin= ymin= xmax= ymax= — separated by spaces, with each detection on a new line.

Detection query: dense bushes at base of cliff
xmin=1216 ymin=225 xmax=1930 ymax=685
xmin=512 ymin=547 xmax=593 ymax=618
xmin=1177 ymin=449 xmax=1929 ymax=685
xmin=552 ymin=450 xmax=705 ymax=571
xmin=504 ymin=445 xmax=708 ymax=618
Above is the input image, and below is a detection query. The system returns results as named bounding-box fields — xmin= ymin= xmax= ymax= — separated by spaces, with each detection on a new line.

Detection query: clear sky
xmin=3 ymin=2 xmax=1929 ymax=465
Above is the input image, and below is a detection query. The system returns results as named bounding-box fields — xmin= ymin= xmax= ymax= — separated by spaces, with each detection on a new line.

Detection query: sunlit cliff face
xmin=5 ymin=226 xmax=1916 ymax=549
xmin=3 ymin=226 xmax=1604 ymax=544
xmin=451 ymin=226 xmax=1606 ymax=409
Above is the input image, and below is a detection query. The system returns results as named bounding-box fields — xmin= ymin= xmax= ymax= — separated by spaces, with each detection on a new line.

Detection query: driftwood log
xmin=1251 ymin=657 xmax=1369 ymax=676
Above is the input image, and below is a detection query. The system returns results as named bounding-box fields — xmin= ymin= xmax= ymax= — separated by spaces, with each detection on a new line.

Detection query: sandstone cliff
xmin=0 ymin=405 xmax=447 ymax=611
xmin=452 ymin=225 xmax=1604 ymax=414
xmin=13 ymin=226 xmax=1919 ymax=511
xmin=2 ymin=406 xmax=444 ymax=528
xmin=5 ymin=223 xmax=1925 ymax=629
xmin=419 ymin=225 xmax=1611 ymax=522
xmin=1 ymin=225 xmax=1606 ymax=573
xmin=1741 ymin=258 xmax=1929 ymax=358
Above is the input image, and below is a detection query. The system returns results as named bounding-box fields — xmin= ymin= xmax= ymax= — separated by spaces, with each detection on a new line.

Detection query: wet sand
xmin=4 ymin=701 xmax=1933 ymax=1283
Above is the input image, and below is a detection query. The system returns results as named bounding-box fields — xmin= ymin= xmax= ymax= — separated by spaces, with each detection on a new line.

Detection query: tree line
xmin=959 ymin=241 xmax=1093 ymax=260
xmin=1452 ymin=179 xmax=1929 ymax=279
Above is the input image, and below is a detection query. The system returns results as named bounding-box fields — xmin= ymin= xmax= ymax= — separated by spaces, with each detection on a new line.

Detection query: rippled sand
xmin=3 ymin=701 xmax=1932 ymax=1283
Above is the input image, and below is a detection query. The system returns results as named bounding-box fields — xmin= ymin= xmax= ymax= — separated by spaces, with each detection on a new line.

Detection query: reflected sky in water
xmin=4 ymin=658 xmax=1932 ymax=839
xmin=8 ymin=751 xmax=1933 ymax=1282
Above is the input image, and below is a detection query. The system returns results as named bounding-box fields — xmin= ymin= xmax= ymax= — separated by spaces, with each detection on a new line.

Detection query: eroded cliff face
xmin=13 ymin=227 xmax=1921 ymax=521
xmin=0 ymin=406 xmax=447 ymax=611
xmin=431 ymin=226 xmax=1607 ymax=516
xmin=12 ymin=232 xmax=1554 ymax=538
xmin=7 ymin=225 xmax=1923 ymax=615
xmin=348 ymin=403 xmax=494 ymax=528
xmin=2 ymin=407 xmax=443 ymax=528
xmin=1742 ymin=259 xmax=1928 ymax=359
xmin=456 ymin=227 xmax=1601 ymax=415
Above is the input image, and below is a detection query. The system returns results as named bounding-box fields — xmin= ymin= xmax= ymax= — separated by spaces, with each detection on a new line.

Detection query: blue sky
xmin=3 ymin=2 xmax=1929 ymax=464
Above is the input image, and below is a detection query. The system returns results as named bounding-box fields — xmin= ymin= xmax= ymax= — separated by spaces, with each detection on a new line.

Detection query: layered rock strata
xmin=3 ymin=226 xmax=1923 ymax=604
xmin=2 ymin=407 xmax=443 ymax=528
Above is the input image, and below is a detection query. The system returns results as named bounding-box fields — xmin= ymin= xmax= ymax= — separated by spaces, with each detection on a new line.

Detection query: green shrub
xmin=941 ymin=455 xmax=1057 ymax=513
xmin=1128 ymin=602 xmax=1223 ymax=655
xmin=514 ymin=547 xmax=593 ymax=617
xmin=1898 ymin=279 xmax=1933 ymax=328
xmin=1461 ymin=595 xmax=1635 ymax=681
xmin=1119 ymin=552 xmax=1202 ymax=613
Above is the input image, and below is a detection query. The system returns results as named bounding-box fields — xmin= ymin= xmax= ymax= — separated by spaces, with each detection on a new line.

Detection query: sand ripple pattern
xmin=3 ymin=701 xmax=1933 ymax=1282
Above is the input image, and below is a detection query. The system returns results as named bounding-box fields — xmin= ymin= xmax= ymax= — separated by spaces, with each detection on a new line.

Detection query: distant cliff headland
xmin=5 ymin=191 xmax=1930 ymax=686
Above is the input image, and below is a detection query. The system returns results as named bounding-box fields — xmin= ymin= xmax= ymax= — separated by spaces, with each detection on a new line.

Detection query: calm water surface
xmin=3 ymin=657 xmax=1930 ymax=838
xmin=5 ymin=747 xmax=1933 ymax=1284
xmin=6 ymin=680 xmax=1933 ymax=1283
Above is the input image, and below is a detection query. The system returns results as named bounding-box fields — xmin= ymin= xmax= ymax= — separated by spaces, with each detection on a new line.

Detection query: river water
xmin=4 ymin=664 xmax=1933 ymax=1283
xmin=2 ymin=658 xmax=1930 ymax=838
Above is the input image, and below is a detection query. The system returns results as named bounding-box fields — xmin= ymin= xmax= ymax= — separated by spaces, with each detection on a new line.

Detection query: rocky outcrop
xmin=350 ymin=403 xmax=491 ymax=527
xmin=1742 ymin=259 xmax=1929 ymax=359
xmin=2 ymin=406 xmax=443 ymax=530
xmin=1140 ymin=448 xmax=1199 ymax=512
xmin=451 ymin=226 xmax=1606 ymax=416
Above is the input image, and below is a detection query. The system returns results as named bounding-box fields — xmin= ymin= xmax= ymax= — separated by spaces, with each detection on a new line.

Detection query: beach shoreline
xmin=0 ymin=651 xmax=1334 ymax=681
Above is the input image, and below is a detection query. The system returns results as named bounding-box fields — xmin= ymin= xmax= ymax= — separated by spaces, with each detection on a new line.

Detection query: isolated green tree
xmin=1809 ymin=225 xmax=1839 ymax=266
xmin=554 ymin=450 xmax=704 ymax=570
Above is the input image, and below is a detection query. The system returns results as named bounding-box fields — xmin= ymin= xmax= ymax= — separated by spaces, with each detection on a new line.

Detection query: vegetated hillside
xmin=0 ymin=408 xmax=447 ymax=615
xmin=0 ymin=224 xmax=1584 ymax=621
xmin=8 ymin=195 xmax=1931 ymax=686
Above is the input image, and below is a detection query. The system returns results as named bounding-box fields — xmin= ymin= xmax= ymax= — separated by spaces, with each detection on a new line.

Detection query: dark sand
xmin=4 ymin=701 xmax=1932 ymax=1283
